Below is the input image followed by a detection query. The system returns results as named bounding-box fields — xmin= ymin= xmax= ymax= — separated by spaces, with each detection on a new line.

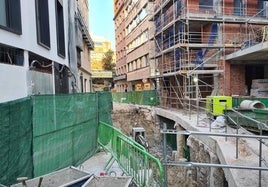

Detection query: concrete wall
xmin=187 ymin=136 xmax=225 ymax=187
xmin=0 ymin=64 xmax=28 ymax=102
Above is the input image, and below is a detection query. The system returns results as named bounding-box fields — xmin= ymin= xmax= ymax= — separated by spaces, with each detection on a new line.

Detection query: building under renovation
xmin=112 ymin=1 xmax=268 ymax=185
xmin=150 ymin=0 xmax=268 ymax=110
xmin=113 ymin=0 xmax=268 ymax=110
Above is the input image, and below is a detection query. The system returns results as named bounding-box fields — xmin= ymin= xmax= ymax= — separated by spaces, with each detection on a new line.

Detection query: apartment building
xmin=91 ymin=36 xmax=115 ymax=91
xmin=151 ymin=0 xmax=268 ymax=109
xmin=91 ymin=36 xmax=114 ymax=71
xmin=114 ymin=0 xmax=128 ymax=92
xmin=0 ymin=0 xmax=94 ymax=102
xmin=76 ymin=0 xmax=95 ymax=93
xmin=114 ymin=0 xmax=155 ymax=92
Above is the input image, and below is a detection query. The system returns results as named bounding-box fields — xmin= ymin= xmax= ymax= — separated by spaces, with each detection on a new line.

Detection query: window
xmin=80 ymin=74 xmax=84 ymax=92
xmin=137 ymin=59 xmax=141 ymax=69
xmin=234 ymin=0 xmax=243 ymax=16
xmin=0 ymin=44 xmax=24 ymax=66
xmin=84 ymin=79 xmax=87 ymax=92
xmin=35 ymin=0 xmax=50 ymax=48
xmin=258 ymin=0 xmax=268 ymax=17
xmin=77 ymin=47 xmax=81 ymax=67
xmin=139 ymin=6 xmax=147 ymax=20
xmin=199 ymin=0 xmax=213 ymax=10
xmin=0 ymin=0 xmax=7 ymax=27
xmin=0 ymin=0 xmax=22 ymax=34
xmin=55 ymin=0 xmax=66 ymax=57
xmin=145 ymin=55 xmax=149 ymax=66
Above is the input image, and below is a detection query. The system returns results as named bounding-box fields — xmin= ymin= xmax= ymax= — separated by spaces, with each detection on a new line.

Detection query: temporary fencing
xmin=0 ymin=97 xmax=33 ymax=185
xmin=112 ymin=90 xmax=158 ymax=106
xmin=32 ymin=93 xmax=99 ymax=176
xmin=98 ymin=121 xmax=164 ymax=187
xmin=0 ymin=92 xmax=112 ymax=186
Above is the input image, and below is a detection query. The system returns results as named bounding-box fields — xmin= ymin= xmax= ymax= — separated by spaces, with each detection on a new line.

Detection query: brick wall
xmin=225 ymin=62 xmax=246 ymax=96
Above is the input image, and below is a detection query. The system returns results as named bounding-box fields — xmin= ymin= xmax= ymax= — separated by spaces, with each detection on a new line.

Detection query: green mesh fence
xmin=97 ymin=92 xmax=113 ymax=124
xmin=112 ymin=90 xmax=158 ymax=106
xmin=98 ymin=121 xmax=164 ymax=187
xmin=0 ymin=97 xmax=33 ymax=186
xmin=0 ymin=92 xmax=113 ymax=185
xmin=32 ymin=93 xmax=100 ymax=176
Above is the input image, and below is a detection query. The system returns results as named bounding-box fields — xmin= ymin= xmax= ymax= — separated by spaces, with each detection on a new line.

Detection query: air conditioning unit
xmin=206 ymin=96 xmax=232 ymax=117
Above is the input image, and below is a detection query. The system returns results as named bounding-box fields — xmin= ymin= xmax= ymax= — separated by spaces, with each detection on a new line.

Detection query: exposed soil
xmin=112 ymin=103 xmax=159 ymax=147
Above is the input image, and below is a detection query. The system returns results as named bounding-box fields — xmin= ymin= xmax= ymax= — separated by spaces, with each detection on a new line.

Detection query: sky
xmin=89 ymin=0 xmax=115 ymax=50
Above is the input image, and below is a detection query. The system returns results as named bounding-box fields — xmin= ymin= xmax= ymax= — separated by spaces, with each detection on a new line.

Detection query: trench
xmin=112 ymin=102 xmax=228 ymax=187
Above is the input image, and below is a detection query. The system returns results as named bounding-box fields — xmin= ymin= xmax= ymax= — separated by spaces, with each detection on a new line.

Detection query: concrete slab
xmin=11 ymin=166 xmax=92 ymax=187
xmin=155 ymin=107 xmax=268 ymax=186
xmin=82 ymin=176 xmax=132 ymax=187
xmin=80 ymin=150 xmax=124 ymax=177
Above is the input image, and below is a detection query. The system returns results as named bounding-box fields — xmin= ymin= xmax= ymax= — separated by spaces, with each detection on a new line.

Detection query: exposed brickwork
xmin=225 ymin=62 xmax=246 ymax=96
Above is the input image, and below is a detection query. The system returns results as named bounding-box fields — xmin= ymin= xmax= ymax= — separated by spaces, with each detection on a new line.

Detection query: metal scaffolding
xmin=150 ymin=0 xmax=268 ymax=112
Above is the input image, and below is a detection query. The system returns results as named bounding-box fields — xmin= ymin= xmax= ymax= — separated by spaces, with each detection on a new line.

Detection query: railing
xmin=182 ymin=5 xmax=268 ymax=18
xmin=98 ymin=121 xmax=165 ymax=187
xmin=161 ymin=128 xmax=268 ymax=187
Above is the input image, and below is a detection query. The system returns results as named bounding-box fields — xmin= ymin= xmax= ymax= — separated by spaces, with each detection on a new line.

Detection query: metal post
xmin=259 ymin=123 xmax=263 ymax=187
xmin=189 ymin=96 xmax=191 ymax=120
xmin=163 ymin=122 xmax=168 ymax=187
xmin=236 ymin=115 xmax=239 ymax=159
xmin=209 ymin=114 xmax=212 ymax=132
xmin=195 ymin=76 xmax=199 ymax=109
xmin=197 ymin=97 xmax=199 ymax=125
xmin=225 ymin=105 xmax=227 ymax=141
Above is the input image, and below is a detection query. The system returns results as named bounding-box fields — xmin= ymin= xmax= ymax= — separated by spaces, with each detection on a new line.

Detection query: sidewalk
xmin=81 ymin=150 xmax=124 ymax=177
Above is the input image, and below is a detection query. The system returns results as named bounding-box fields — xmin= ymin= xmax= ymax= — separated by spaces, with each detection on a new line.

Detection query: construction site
xmin=2 ymin=0 xmax=268 ymax=186
xmin=112 ymin=0 xmax=268 ymax=186
xmin=144 ymin=0 xmax=268 ymax=186
xmin=150 ymin=0 xmax=268 ymax=109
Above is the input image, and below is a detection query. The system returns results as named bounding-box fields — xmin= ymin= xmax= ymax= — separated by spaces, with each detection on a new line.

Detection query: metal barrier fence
xmin=162 ymin=129 xmax=268 ymax=187
xmin=112 ymin=90 xmax=158 ymax=106
xmin=98 ymin=121 xmax=164 ymax=187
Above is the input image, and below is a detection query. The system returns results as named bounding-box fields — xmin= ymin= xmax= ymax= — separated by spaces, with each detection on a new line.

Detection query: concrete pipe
xmin=239 ymin=100 xmax=265 ymax=110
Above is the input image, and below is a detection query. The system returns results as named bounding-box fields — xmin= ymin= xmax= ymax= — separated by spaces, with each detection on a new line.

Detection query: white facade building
xmin=0 ymin=0 xmax=93 ymax=103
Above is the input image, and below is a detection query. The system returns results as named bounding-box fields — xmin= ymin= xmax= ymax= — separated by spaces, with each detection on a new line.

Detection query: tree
xmin=102 ymin=49 xmax=115 ymax=70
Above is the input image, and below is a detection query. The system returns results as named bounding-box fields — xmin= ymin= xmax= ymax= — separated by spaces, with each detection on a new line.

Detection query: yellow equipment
xmin=206 ymin=96 xmax=232 ymax=116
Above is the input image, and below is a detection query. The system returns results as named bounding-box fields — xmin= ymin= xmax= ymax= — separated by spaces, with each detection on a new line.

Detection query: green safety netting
xmin=32 ymin=93 xmax=99 ymax=176
xmin=97 ymin=92 xmax=113 ymax=124
xmin=0 ymin=97 xmax=33 ymax=186
xmin=112 ymin=90 xmax=159 ymax=106
xmin=0 ymin=92 xmax=113 ymax=185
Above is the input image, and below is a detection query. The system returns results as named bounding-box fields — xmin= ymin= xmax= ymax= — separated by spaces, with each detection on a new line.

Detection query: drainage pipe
xmin=239 ymin=100 xmax=265 ymax=109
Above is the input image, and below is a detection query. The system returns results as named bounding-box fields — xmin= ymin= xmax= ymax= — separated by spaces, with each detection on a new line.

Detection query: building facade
xmin=113 ymin=0 xmax=268 ymax=109
xmin=76 ymin=0 xmax=94 ymax=93
xmin=114 ymin=0 xmax=155 ymax=92
xmin=91 ymin=36 xmax=115 ymax=91
xmin=114 ymin=0 xmax=127 ymax=92
xmin=0 ymin=0 xmax=94 ymax=102
xmin=150 ymin=0 xmax=268 ymax=109
xmin=91 ymin=36 xmax=114 ymax=70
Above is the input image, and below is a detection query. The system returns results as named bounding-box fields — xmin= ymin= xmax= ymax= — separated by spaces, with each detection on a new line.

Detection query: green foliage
xmin=102 ymin=49 xmax=115 ymax=70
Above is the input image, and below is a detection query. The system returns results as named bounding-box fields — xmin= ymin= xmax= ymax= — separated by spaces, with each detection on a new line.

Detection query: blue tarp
xmin=194 ymin=23 xmax=218 ymax=69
